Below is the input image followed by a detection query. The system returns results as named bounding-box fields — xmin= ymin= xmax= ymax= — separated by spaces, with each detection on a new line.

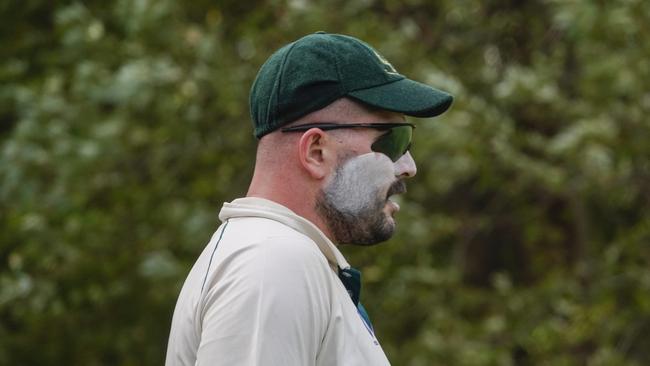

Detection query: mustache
xmin=387 ymin=180 xmax=407 ymax=198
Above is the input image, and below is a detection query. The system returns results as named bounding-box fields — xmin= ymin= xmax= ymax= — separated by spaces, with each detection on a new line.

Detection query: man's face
xmin=316 ymin=143 xmax=416 ymax=246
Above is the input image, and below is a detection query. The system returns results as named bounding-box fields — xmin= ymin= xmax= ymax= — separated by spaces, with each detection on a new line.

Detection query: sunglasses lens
xmin=370 ymin=125 xmax=413 ymax=162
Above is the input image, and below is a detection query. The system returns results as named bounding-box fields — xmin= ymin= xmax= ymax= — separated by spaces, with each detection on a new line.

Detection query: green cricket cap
xmin=250 ymin=32 xmax=453 ymax=139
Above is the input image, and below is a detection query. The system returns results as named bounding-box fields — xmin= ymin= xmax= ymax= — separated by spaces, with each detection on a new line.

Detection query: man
xmin=165 ymin=32 xmax=452 ymax=365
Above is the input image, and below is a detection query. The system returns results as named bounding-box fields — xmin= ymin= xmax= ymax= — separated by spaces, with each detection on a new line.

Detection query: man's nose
xmin=394 ymin=151 xmax=417 ymax=178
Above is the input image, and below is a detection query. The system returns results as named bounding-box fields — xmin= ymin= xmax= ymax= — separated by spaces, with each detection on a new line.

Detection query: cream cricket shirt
xmin=165 ymin=197 xmax=391 ymax=366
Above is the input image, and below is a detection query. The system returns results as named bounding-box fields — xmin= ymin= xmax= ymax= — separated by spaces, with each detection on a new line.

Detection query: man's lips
xmin=387 ymin=180 xmax=407 ymax=199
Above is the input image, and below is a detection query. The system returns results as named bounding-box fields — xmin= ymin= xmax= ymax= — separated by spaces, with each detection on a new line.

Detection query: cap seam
xmin=270 ymin=41 xmax=300 ymax=134
xmin=346 ymin=76 xmax=405 ymax=93
xmin=322 ymin=35 xmax=344 ymax=93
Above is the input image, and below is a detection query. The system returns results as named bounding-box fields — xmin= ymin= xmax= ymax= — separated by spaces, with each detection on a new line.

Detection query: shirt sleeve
xmin=195 ymin=236 xmax=333 ymax=366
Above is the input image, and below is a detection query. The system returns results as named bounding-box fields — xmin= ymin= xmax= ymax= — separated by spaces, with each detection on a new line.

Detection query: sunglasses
xmin=281 ymin=122 xmax=415 ymax=162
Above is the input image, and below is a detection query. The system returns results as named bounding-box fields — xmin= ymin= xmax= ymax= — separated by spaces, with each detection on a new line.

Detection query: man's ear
xmin=298 ymin=128 xmax=333 ymax=180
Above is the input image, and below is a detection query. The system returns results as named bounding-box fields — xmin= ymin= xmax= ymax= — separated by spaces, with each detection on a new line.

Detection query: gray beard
xmin=315 ymin=159 xmax=399 ymax=246
xmin=316 ymin=191 xmax=392 ymax=245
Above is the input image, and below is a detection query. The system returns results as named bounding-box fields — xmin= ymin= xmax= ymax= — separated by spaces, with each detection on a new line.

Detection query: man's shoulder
xmin=217 ymin=216 xmax=330 ymax=270
xmin=199 ymin=217 xmax=336 ymax=304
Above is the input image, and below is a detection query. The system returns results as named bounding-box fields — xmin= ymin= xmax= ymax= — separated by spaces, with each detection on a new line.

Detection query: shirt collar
xmin=218 ymin=197 xmax=351 ymax=271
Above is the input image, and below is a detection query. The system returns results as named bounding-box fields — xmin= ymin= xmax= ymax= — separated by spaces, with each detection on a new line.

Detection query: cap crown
xmin=250 ymin=32 xmax=404 ymax=138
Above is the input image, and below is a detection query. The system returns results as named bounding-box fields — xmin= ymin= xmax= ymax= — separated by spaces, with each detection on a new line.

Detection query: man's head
xmin=246 ymin=33 xmax=453 ymax=245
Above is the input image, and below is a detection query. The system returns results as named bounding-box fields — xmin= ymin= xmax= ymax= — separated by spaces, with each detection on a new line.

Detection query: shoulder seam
xmin=201 ymin=220 xmax=230 ymax=293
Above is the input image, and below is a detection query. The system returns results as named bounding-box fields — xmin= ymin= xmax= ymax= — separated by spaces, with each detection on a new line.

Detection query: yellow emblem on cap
xmin=372 ymin=50 xmax=399 ymax=75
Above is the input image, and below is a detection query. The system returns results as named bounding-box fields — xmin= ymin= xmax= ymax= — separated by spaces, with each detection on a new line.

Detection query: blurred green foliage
xmin=1 ymin=0 xmax=649 ymax=365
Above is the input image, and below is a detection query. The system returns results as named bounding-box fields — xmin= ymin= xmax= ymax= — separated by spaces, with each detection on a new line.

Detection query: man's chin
xmin=380 ymin=210 xmax=397 ymax=238
xmin=345 ymin=215 xmax=396 ymax=246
